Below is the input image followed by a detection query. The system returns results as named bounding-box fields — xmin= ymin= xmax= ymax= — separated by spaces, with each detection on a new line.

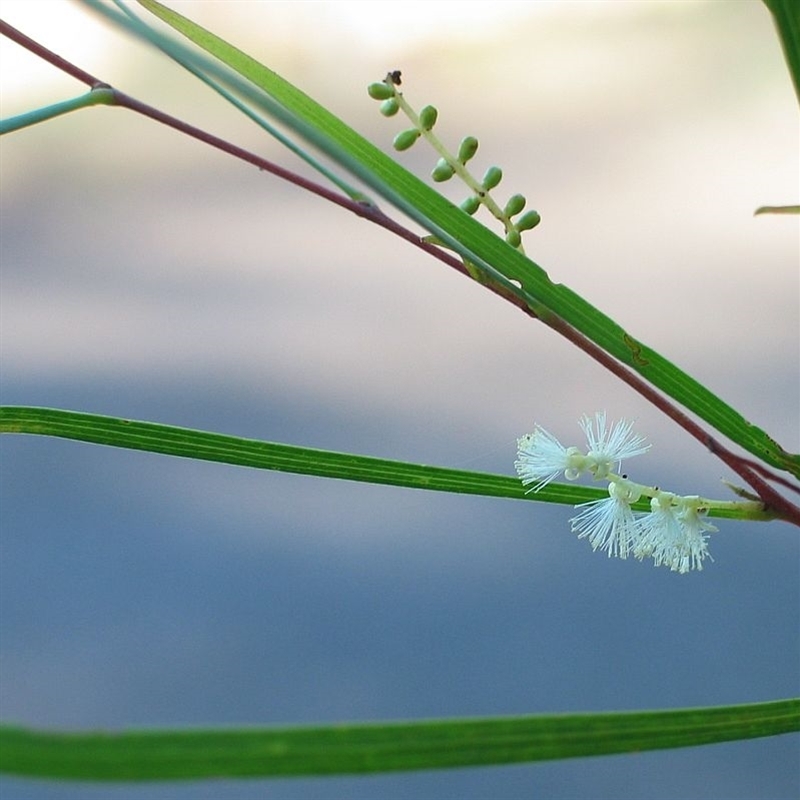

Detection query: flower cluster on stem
xmin=367 ymin=71 xmax=541 ymax=253
xmin=515 ymin=412 xmax=762 ymax=573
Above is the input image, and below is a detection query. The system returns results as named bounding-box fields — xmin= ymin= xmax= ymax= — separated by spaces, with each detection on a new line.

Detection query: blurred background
xmin=1 ymin=1 xmax=798 ymax=798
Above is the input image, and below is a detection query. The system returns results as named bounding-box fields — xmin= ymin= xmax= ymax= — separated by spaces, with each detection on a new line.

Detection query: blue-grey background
xmin=1 ymin=1 xmax=798 ymax=798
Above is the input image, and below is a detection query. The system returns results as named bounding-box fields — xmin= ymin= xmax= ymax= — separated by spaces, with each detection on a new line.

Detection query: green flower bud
xmin=457 ymin=136 xmax=479 ymax=164
xmin=419 ymin=105 xmax=438 ymax=131
xmin=505 ymin=229 xmax=522 ymax=248
xmin=368 ymin=82 xmax=395 ymax=101
xmin=431 ymin=158 xmax=456 ymax=182
xmin=460 ymin=196 xmax=481 ymax=215
xmin=482 ymin=166 xmax=503 ymax=190
xmin=380 ymin=98 xmax=400 ymax=117
xmin=516 ymin=209 xmax=541 ymax=231
xmin=504 ymin=193 xmax=526 ymax=217
xmin=393 ymin=128 xmax=421 ymax=151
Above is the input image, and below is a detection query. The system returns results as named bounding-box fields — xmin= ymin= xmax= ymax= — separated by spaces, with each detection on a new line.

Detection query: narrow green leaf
xmin=0 ymin=407 xmax=773 ymax=521
xmin=2 ymin=699 xmax=797 ymax=780
xmin=762 ymin=0 xmax=800 ymax=106
xmin=754 ymin=204 xmax=800 ymax=215
xmin=132 ymin=0 xmax=799 ymax=477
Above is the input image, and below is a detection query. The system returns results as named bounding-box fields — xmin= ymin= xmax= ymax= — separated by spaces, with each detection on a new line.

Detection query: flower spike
xmin=368 ymin=73 xmax=540 ymax=254
xmin=515 ymin=412 xmax=762 ymax=574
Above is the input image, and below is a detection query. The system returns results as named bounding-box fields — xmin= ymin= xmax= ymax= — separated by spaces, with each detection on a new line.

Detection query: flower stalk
xmin=368 ymin=72 xmax=540 ymax=252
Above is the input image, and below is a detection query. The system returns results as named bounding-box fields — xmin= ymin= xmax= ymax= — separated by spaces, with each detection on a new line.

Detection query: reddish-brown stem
xmin=544 ymin=318 xmax=800 ymax=523
xmin=0 ymin=19 xmax=97 ymax=86
xmin=2 ymin=19 xmax=798 ymax=525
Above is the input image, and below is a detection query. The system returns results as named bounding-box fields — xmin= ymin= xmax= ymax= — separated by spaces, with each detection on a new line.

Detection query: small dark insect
xmin=387 ymin=70 xmax=402 ymax=86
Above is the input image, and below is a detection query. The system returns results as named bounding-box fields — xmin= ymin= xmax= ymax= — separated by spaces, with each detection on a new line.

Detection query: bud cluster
xmin=367 ymin=72 xmax=540 ymax=252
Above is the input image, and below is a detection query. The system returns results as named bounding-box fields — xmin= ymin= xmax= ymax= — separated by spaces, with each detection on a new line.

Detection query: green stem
xmin=0 ymin=87 xmax=115 ymax=135
xmin=602 ymin=472 xmax=764 ymax=515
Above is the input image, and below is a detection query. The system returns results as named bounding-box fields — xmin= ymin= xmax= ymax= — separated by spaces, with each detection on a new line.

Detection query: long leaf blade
xmin=0 ymin=406 xmax=773 ymax=521
xmin=2 ymin=699 xmax=797 ymax=780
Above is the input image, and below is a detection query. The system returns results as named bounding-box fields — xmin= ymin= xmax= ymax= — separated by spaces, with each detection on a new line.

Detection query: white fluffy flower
xmin=579 ymin=411 xmax=650 ymax=479
xmin=514 ymin=413 xmax=727 ymax=573
xmin=635 ymin=494 xmax=683 ymax=564
xmin=635 ymin=495 xmax=715 ymax=573
xmin=570 ymin=480 xmax=643 ymax=559
xmin=515 ymin=412 xmax=648 ymax=493
xmin=673 ymin=502 xmax=716 ymax=573
xmin=515 ymin=426 xmax=585 ymax=493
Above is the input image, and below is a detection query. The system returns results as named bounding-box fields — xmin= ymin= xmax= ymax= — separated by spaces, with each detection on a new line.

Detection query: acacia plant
xmin=0 ymin=0 xmax=798 ymax=789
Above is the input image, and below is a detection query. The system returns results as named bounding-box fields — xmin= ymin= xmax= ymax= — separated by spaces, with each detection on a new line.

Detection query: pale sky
xmin=0 ymin=0 xmax=673 ymax=100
